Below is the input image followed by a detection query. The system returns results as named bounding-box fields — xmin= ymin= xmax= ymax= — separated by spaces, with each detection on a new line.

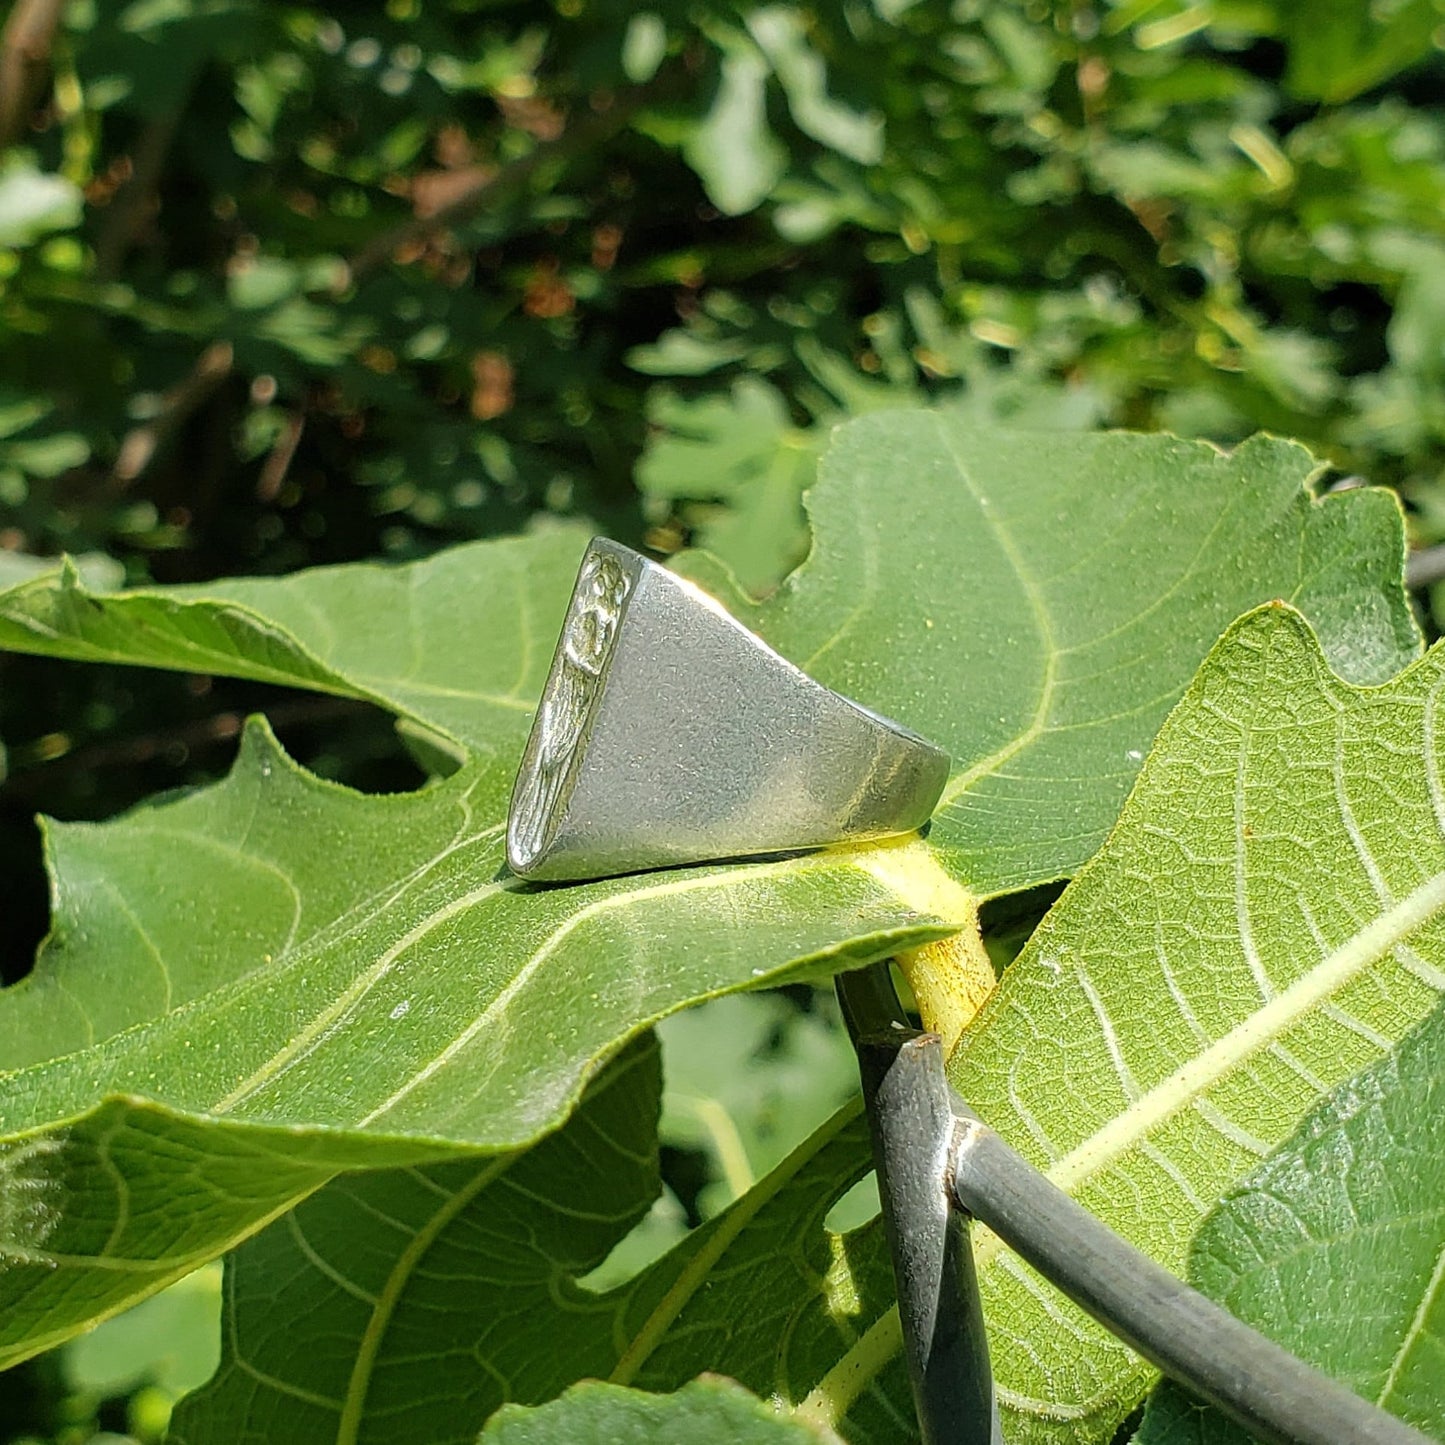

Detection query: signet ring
xmin=506 ymin=538 xmax=949 ymax=882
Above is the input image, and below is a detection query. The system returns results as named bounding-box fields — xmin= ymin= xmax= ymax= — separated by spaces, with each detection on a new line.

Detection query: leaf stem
xmin=896 ymin=931 xmax=994 ymax=1056
xmin=688 ymin=1095 xmax=755 ymax=1200
xmin=609 ymin=1097 xmax=864 ymax=1388
xmin=843 ymin=838 xmax=992 ymax=1051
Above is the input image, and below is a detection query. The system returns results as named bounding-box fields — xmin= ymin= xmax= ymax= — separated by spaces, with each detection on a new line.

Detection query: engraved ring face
xmin=508 ymin=547 xmax=632 ymax=872
xmin=506 ymin=538 xmax=950 ymax=882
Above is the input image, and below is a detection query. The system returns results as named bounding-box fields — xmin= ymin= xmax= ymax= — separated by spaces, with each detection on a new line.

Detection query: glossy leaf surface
xmin=0 ymin=418 xmax=1420 ymax=1387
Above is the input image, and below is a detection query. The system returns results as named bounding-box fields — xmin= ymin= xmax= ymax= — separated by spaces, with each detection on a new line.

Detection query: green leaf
xmin=478 ymin=1377 xmax=833 ymax=1445
xmin=226 ymin=254 xmax=303 ymax=310
xmin=64 ymin=1263 xmax=221 ymax=1400
xmin=634 ymin=352 xmax=1105 ymax=598
xmin=0 ymin=418 xmax=1420 ymax=1376
xmin=179 ymin=1078 xmax=885 ymax=1443
xmin=1134 ymin=999 xmax=1445 ymax=1444
xmin=622 ymin=13 xmax=668 ymax=85
xmin=1385 ymin=256 xmax=1445 ymax=387
xmin=0 ymin=162 xmax=83 ymax=248
xmin=892 ymin=605 xmax=1445 ymax=1443
xmin=0 ymin=714 xmax=941 ymax=1365
xmin=173 ymin=1008 xmax=858 ymax=1444
xmin=91 ymin=584 xmax=1445 ymax=1444
xmin=526 ymin=605 xmax=1445 ymax=1445
xmin=2 ymin=432 xmax=91 ymax=478
xmin=636 ymin=380 xmax=817 ymax=597
xmin=655 ymin=991 xmax=860 ymax=1215
xmin=1281 ymin=0 xmax=1441 ymax=104
xmin=607 ymin=1104 xmax=906 ymax=1432
xmin=683 ymin=43 xmax=787 ymax=215
xmin=0 ymin=526 xmax=961 ymax=1368
xmin=0 ymin=529 xmax=592 ymax=757
xmin=625 ymin=329 xmax=751 ymax=376
xmin=0 ymin=551 xmax=124 ymax=591
xmin=8 ymin=416 xmax=1412 ymax=899
xmin=170 ymin=1039 xmax=662 ymax=1443
xmin=745 ymin=8 xmax=883 ymax=165
xmin=694 ymin=419 xmax=1420 ymax=899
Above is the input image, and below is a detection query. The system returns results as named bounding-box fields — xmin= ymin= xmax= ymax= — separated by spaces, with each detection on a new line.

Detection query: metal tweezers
xmin=837 ymin=962 xmax=1436 ymax=1445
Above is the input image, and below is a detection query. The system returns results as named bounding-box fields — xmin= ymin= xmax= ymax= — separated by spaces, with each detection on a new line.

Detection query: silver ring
xmin=506 ymin=538 xmax=949 ymax=882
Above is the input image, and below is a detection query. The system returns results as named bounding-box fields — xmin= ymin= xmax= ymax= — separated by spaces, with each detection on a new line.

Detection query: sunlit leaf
xmin=5 ymin=418 xmax=1413 ymax=1431
xmin=682 ymin=42 xmax=786 ymax=215
xmin=1135 ymin=999 xmax=1445 ymax=1443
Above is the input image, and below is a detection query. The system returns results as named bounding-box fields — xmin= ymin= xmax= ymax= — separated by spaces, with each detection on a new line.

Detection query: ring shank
xmin=508 ymin=540 xmax=949 ymax=881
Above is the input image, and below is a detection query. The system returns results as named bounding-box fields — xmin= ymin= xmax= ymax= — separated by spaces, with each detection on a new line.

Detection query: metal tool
xmin=839 ymin=963 xmax=1435 ymax=1445
xmin=840 ymin=965 xmax=1002 ymax=1445
xmin=507 ymin=538 xmax=950 ymax=882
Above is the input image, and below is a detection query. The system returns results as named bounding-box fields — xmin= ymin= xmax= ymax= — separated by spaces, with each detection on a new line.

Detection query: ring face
xmin=506 ymin=538 xmax=950 ymax=882
xmin=508 ymin=546 xmax=632 ymax=873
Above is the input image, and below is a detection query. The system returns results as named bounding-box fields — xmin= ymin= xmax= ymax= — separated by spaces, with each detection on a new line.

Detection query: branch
xmin=0 ymin=0 xmax=65 ymax=151
xmin=255 ymin=407 xmax=305 ymax=502
xmin=842 ymin=962 xmax=1432 ymax=1445
xmin=837 ymin=966 xmax=1002 ymax=1445
xmin=105 ymin=61 xmax=688 ymax=490
xmin=94 ymin=107 xmax=185 ymax=279
xmin=109 ymin=340 xmax=234 ymax=489
xmin=1407 ymin=544 xmax=1445 ymax=591
xmin=949 ymin=1104 xmax=1433 ymax=1445
xmin=336 ymin=62 xmax=686 ymax=290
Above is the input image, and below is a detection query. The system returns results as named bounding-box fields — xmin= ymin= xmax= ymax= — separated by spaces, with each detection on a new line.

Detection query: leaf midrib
xmin=1037 ymin=867 xmax=1445 ymax=1200
xmin=933 ymin=434 xmax=1269 ymax=817
xmin=335 ymin=1155 xmax=516 ymax=1445
xmin=356 ymin=854 xmax=890 ymax=1129
xmin=609 ymin=1096 xmax=865 ymax=1387
xmin=933 ymin=416 xmax=1058 ymax=812
xmin=212 ymin=872 xmax=514 ymax=1115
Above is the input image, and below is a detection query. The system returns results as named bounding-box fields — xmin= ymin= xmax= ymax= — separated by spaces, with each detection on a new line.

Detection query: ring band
xmin=506 ymin=538 xmax=949 ymax=882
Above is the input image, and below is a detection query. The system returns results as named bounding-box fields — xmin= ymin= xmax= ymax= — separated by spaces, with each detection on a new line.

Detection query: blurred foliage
xmin=2 ymin=0 xmax=1444 ymax=592
xmin=1 ymin=1266 xmax=218 ymax=1445
xmin=582 ymin=987 xmax=861 ymax=1291
xmin=3 ymin=0 xmax=1445 ymax=1438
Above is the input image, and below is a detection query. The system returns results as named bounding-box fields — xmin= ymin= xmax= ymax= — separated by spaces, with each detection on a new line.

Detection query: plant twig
xmin=0 ymin=0 xmax=65 ymax=151
xmin=335 ymin=67 xmax=682 ymax=291
xmin=841 ymin=963 xmax=1432 ymax=1445
xmin=256 ymin=407 xmax=306 ymax=502
xmin=109 ymin=340 xmax=234 ymax=489
xmin=1407 ymin=544 xmax=1445 ymax=591
xmin=94 ymin=107 xmax=184 ymax=279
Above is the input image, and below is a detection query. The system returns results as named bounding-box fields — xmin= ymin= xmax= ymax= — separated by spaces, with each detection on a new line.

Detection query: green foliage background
xmin=2 ymin=0 xmax=1445 ymax=1439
